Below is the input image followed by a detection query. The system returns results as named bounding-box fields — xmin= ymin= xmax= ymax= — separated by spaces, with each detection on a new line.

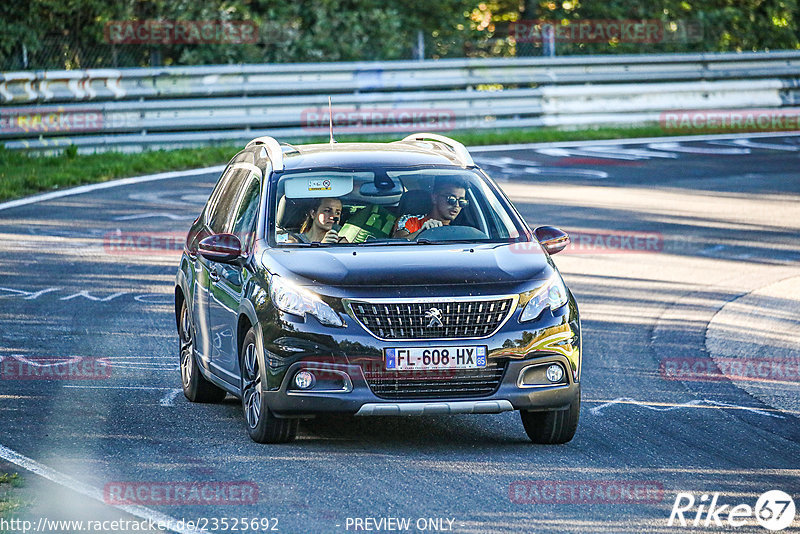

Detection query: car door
xmin=191 ymin=165 xmax=238 ymax=366
xmin=207 ymin=161 xmax=262 ymax=383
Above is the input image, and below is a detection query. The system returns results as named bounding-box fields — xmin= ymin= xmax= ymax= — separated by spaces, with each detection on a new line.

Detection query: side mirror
xmin=198 ymin=234 xmax=243 ymax=264
xmin=534 ymin=226 xmax=570 ymax=255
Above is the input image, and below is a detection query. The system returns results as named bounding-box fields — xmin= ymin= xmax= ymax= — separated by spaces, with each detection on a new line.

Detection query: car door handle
xmin=209 ymin=270 xmax=220 ymax=282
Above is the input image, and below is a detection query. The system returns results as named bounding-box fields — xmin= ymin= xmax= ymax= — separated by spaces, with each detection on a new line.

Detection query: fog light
xmin=545 ymin=364 xmax=564 ymax=383
xmin=294 ymin=370 xmax=315 ymax=390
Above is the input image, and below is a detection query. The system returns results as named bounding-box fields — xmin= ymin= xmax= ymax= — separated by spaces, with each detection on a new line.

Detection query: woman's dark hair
xmin=299 ymin=197 xmax=340 ymax=234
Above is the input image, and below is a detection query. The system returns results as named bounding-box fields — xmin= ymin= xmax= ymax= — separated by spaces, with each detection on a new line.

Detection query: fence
xmin=2 ymin=51 xmax=799 ymax=153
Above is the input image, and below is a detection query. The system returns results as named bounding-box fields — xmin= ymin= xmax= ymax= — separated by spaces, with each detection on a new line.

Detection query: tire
xmin=240 ymin=327 xmax=298 ymax=444
xmin=520 ymin=388 xmax=580 ymax=444
xmin=178 ymin=299 xmax=227 ymax=403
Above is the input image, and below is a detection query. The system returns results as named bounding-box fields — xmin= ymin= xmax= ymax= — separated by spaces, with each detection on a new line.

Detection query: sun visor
xmin=283 ymin=173 xmax=359 ymax=198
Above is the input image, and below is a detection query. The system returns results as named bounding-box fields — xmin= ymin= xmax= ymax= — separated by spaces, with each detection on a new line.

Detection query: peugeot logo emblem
xmin=425 ymin=307 xmax=443 ymax=328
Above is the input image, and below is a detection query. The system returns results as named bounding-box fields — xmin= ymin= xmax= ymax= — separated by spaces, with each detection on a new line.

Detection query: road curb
xmin=705 ymin=275 xmax=800 ymax=414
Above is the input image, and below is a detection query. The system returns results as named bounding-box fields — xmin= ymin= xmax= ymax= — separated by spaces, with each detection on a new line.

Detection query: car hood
xmin=264 ymin=243 xmax=551 ymax=287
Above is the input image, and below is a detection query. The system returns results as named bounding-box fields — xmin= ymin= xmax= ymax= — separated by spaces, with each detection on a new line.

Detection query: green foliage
xmin=487 ymin=0 xmax=800 ymax=54
xmin=0 ymin=473 xmax=22 ymax=519
xmin=0 ymin=473 xmax=21 ymax=487
xmin=2 ymin=0 xmax=796 ymax=69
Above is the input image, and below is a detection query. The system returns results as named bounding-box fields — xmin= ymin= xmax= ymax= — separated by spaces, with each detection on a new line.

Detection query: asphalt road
xmin=0 ymin=133 xmax=798 ymax=534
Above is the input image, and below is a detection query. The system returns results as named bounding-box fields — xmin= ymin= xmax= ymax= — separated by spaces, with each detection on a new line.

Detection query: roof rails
xmin=245 ymin=136 xmax=284 ymax=171
xmin=397 ymin=133 xmax=475 ymax=167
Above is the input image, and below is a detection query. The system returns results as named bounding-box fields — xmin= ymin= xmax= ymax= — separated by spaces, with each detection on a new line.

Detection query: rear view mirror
xmin=359 ymin=174 xmax=403 ymax=196
xmin=198 ymin=234 xmax=243 ymax=264
xmin=534 ymin=226 xmax=570 ymax=255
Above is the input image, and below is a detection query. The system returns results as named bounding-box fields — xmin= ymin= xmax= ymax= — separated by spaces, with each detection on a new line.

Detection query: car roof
xmin=279 ymin=141 xmax=469 ymax=171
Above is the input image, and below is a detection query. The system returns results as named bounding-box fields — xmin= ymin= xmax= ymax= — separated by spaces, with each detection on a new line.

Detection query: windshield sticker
xmin=308 ymin=179 xmax=332 ymax=191
xmin=284 ymin=173 xmax=356 ymax=198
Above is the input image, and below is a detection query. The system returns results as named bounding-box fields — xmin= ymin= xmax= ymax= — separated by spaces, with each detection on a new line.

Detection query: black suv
xmin=175 ymin=133 xmax=581 ymax=444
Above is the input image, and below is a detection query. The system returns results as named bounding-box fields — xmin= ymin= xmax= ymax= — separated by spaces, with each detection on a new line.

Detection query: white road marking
xmin=588 ymin=397 xmax=785 ymax=418
xmin=113 ymin=366 xmax=178 ymax=371
xmin=536 ymin=146 xmax=676 ymax=160
xmin=0 ymin=444 xmax=206 ymax=534
xmin=473 ymin=156 xmax=609 ymax=179
xmin=108 ymin=362 xmax=176 ymax=366
xmin=0 ymin=166 xmax=225 ymax=212
xmin=698 ymin=244 xmax=727 ymax=256
xmin=647 ymin=142 xmax=752 ymax=155
xmin=159 ymin=388 xmax=183 ymax=407
xmin=717 ymin=139 xmax=800 ymax=151
xmin=113 ymin=213 xmax=195 ymax=221
xmin=0 ymin=354 xmax=104 ymax=367
xmin=0 ymin=287 xmax=62 ymax=300
xmin=63 ymin=385 xmax=175 ymax=390
xmin=0 ymin=133 xmax=792 ymax=217
xmin=60 ymin=291 xmax=127 ymax=302
xmin=0 ymin=286 xmax=172 ymax=305
xmin=469 ymin=131 xmax=800 ymax=153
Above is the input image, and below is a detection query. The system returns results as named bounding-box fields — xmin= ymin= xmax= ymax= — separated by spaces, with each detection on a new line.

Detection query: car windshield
xmin=271 ymin=167 xmax=525 ymax=246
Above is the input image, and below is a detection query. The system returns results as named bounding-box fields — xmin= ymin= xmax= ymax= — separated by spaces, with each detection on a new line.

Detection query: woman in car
xmin=296 ymin=197 xmax=349 ymax=243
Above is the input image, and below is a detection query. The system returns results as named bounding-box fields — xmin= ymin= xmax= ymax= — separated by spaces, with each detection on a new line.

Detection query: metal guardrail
xmin=2 ymin=51 xmax=800 ymax=153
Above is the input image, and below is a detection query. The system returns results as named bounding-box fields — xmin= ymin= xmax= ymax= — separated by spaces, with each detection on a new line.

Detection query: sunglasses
xmin=441 ymin=194 xmax=469 ymax=208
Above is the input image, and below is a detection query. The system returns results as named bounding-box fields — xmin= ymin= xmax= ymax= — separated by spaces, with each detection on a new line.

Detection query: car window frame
xmin=265 ymin=165 xmax=529 ymax=247
xmin=229 ymin=165 xmax=263 ymax=254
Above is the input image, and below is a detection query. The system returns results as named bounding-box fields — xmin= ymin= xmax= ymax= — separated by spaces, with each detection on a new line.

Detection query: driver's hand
xmin=420 ymin=219 xmax=443 ymax=231
xmin=321 ymin=230 xmax=340 ymax=243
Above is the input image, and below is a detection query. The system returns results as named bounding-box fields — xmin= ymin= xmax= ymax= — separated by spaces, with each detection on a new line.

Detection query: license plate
xmin=384 ymin=346 xmax=487 ymax=370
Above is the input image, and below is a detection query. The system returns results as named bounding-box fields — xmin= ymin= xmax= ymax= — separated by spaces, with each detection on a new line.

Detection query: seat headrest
xmin=276 ymin=196 xmax=309 ymax=230
xmin=397 ymin=189 xmax=431 ymax=216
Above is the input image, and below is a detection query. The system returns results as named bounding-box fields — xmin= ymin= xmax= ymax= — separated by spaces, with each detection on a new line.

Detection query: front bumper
xmin=265 ymin=345 xmax=580 ymax=418
xmin=261 ymin=292 xmax=581 ymax=418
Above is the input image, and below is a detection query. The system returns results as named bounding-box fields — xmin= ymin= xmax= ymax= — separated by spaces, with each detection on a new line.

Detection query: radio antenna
xmin=328 ymin=96 xmax=336 ymax=144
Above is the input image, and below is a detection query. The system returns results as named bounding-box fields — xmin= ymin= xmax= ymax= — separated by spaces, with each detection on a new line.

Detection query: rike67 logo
xmin=669 ymin=490 xmax=796 ymax=531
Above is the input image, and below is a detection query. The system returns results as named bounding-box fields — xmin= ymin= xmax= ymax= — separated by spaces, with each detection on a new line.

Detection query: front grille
xmin=347 ymin=297 xmax=515 ymax=340
xmin=363 ymin=362 xmax=507 ymax=400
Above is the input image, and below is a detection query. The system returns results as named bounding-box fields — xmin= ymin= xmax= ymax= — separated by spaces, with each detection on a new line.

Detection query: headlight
xmin=519 ymin=273 xmax=569 ymax=322
xmin=269 ymin=274 xmax=344 ymax=327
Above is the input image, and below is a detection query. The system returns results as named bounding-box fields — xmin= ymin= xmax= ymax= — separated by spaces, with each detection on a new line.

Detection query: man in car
xmin=392 ymin=178 xmax=469 ymax=239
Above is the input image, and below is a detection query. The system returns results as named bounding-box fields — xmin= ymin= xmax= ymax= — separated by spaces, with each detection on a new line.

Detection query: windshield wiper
xmin=278 ymin=242 xmax=331 ymax=248
xmin=358 ymin=239 xmax=418 ymax=246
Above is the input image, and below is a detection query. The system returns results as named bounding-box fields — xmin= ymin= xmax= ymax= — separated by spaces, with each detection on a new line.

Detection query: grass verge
xmin=0 ymin=145 xmax=238 ymax=202
xmin=0 ymin=473 xmax=22 ymax=519
xmin=0 ymin=125 xmax=680 ymax=202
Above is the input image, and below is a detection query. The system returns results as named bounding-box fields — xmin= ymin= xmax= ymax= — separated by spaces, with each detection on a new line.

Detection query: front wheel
xmin=178 ymin=300 xmax=227 ymax=403
xmin=520 ymin=388 xmax=580 ymax=444
xmin=240 ymin=328 xmax=298 ymax=444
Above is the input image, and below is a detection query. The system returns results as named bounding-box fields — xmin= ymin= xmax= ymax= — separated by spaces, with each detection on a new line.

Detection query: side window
xmin=204 ymin=166 xmax=234 ymax=225
xmin=231 ymin=172 xmax=261 ymax=251
xmin=207 ymin=169 xmax=247 ymax=234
